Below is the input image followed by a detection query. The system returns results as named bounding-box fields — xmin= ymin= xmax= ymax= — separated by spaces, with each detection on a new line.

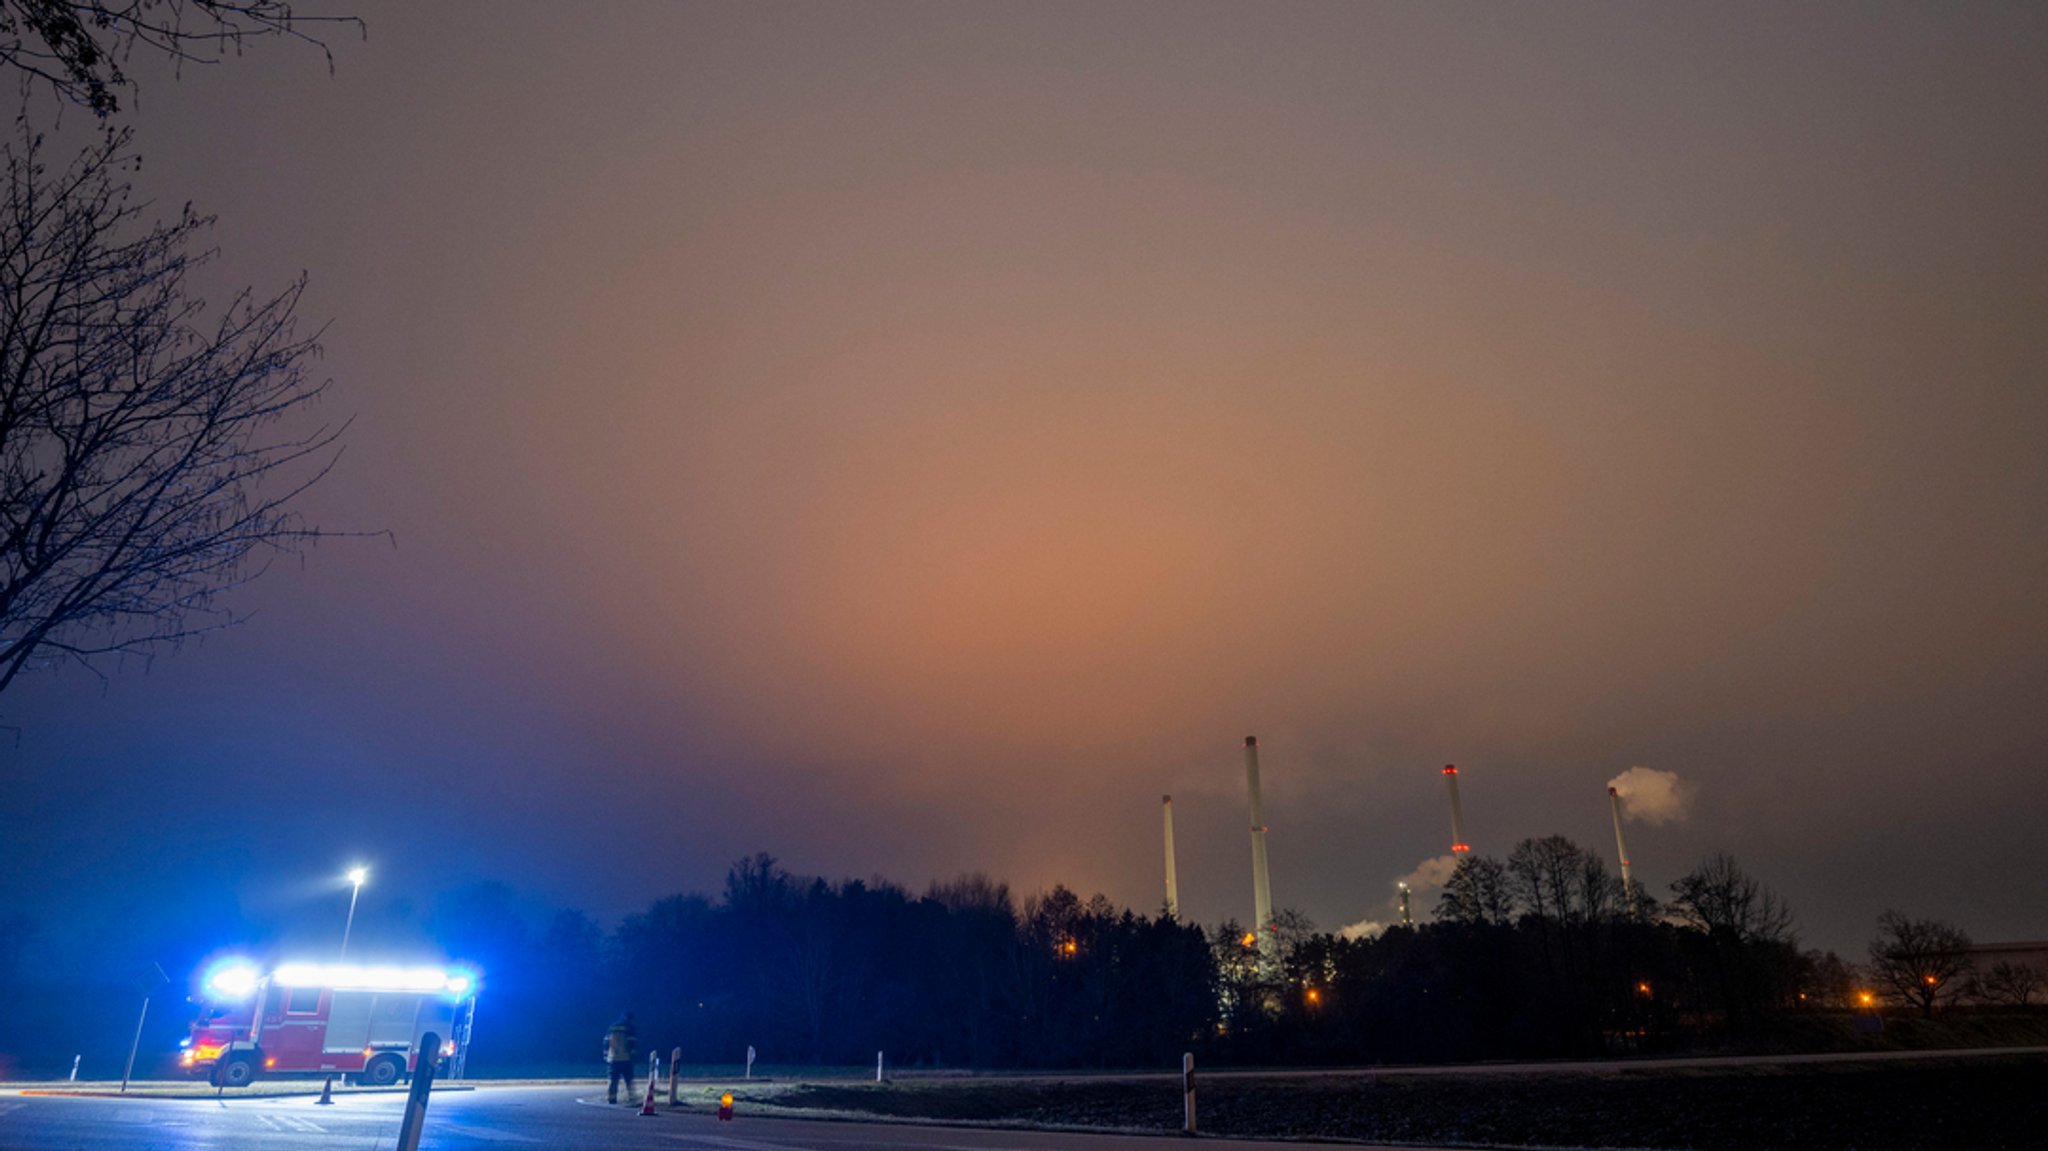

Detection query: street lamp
xmin=340 ymin=866 xmax=369 ymax=961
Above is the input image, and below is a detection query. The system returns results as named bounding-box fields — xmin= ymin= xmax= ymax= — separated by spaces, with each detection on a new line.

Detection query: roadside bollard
xmin=69 ymin=1055 xmax=80 ymax=1081
xmin=1182 ymin=1051 xmax=1196 ymax=1135
xmin=394 ymin=1032 xmax=441 ymax=1151
xmin=875 ymin=1050 xmax=884 ymax=1082
xmin=669 ymin=1047 xmax=681 ymax=1105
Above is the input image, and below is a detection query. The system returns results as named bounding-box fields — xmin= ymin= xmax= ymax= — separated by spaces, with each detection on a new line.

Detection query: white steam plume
xmin=1399 ymin=853 xmax=1460 ymax=892
xmin=1607 ymin=766 xmax=1689 ymax=825
xmin=1341 ymin=854 xmax=1461 ymax=941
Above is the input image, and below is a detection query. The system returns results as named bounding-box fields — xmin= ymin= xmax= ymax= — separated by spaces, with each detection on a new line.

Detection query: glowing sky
xmin=4 ymin=1 xmax=2045 ymax=966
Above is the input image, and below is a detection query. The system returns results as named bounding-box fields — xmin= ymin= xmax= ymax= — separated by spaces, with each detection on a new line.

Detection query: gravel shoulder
xmin=716 ymin=1053 xmax=2046 ymax=1150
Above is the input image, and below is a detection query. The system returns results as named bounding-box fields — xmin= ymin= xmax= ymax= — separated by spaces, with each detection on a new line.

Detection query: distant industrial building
xmin=1965 ymin=940 xmax=2048 ymax=974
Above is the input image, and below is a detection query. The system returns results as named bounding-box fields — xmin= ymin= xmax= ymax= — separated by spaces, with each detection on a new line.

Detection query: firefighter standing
xmin=604 ymin=1012 xmax=639 ymax=1103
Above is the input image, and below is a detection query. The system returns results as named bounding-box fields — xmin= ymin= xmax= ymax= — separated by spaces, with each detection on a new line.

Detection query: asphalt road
xmin=0 ymin=1083 xmax=1391 ymax=1150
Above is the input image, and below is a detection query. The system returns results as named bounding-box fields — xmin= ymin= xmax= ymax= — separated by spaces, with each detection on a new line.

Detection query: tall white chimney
xmin=1162 ymin=794 xmax=1180 ymax=920
xmin=1244 ymin=736 xmax=1276 ymax=968
xmin=1608 ymin=785 xmax=1634 ymax=891
xmin=1443 ymin=764 xmax=1470 ymax=854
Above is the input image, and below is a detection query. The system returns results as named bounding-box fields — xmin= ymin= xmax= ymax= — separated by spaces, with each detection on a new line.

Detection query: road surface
xmin=0 ymin=1083 xmax=1388 ymax=1150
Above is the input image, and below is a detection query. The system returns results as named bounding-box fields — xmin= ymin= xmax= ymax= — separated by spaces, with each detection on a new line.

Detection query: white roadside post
xmin=393 ymin=1031 xmax=441 ymax=1151
xmin=875 ymin=1051 xmax=884 ymax=1083
xmin=746 ymin=1044 xmax=756 ymax=1079
xmin=1182 ymin=1052 xmax=1196 ymax=1135
xmin=669 ymin=1047 xmax=681 ymax=1105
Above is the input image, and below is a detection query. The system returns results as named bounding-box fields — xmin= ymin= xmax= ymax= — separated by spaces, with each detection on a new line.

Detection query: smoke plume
xmin=1607 ymin=766 xmax=1689 ymax=825
xmin=1399 ymin=853 xmax=1460 ymax=892
xmin=1338 ymin=918 xmax=1385 ymax=941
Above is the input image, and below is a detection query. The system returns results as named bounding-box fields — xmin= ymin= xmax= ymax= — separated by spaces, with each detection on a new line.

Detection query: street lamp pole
xmin=340 ymin=866 xmax=368 ymax=961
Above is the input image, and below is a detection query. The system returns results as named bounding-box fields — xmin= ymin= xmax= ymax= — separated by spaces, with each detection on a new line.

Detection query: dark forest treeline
xmin=0 ymin=839 xmax=2005 ymax=1077
xmin=431 ymin=841 xmax=1901 ymax=1071
xmin=457 ymin=855 xmax=1218 ymax=1070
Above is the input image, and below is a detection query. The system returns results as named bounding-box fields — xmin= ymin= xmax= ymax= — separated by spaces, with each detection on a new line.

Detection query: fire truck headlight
xmin=441 ymin=1040 xmax=455 ymax=1057
xmin=445 ymin=974 xmax=472 ymax=996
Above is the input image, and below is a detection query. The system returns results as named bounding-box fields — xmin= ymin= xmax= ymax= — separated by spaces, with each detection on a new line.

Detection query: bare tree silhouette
xmin=0 ymin=127 xmax=346 ymax=693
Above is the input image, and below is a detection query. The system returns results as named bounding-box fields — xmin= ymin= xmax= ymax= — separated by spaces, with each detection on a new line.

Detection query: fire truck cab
xmin=183 ymin=961 xmax=476 ymax=1088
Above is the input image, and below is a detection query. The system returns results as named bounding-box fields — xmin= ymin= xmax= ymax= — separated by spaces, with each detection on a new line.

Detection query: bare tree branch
xmin=0 ymin=125 xmax=348 ymax=694
xmin=0 ymin=1 xmax=360 ymax=117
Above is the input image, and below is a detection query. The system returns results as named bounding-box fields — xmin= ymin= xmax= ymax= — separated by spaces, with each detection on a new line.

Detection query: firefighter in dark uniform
xmin=604 ymin=1012 xmax=639 ymax=1103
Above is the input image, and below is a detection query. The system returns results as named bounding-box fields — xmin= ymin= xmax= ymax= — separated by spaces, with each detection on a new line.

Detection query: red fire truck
xmin=182 ymin=961 xmax=477 ymax=1087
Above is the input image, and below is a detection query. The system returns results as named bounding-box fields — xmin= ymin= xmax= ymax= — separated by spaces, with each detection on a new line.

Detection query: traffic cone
xmin=639 ymin=1071 xmax=658 ymax=1116
xmin=316 ymin=1076 xmax=334 ymax=1105
xmin=718 ymin=1091 xmax=734 ymax=1122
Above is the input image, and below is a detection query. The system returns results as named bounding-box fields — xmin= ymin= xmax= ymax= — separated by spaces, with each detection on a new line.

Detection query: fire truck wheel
xmin=218 ymin=1056 xmax=258 ymax=1088
xmin=361 ymin=1055 xmax=403 ymax=1087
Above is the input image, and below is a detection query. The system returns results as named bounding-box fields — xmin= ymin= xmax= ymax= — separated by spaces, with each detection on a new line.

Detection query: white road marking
xmin=661 ymin=1133 xmax=818 ymax=1150
xmin=435 ymin=1122 xmax=542 ymax=1143
xmin=664 ymin=1135 xmax=1050 ymax=1151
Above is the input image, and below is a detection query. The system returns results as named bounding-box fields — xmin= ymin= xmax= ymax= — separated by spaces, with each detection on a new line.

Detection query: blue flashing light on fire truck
xmin=181 ymin=960 xmax=477 ymax=1088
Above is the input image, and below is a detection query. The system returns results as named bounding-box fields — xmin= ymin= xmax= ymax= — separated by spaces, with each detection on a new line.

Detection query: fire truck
xmin=182 ymin=961 xmax=477 ymax=1087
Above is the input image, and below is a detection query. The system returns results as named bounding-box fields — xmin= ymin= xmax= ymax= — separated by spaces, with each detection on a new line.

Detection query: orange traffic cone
xmin=316 ymin=1076 xmax=334 ymax=1105
xmin=639 ymin=1067 xmax=658 ymax=1116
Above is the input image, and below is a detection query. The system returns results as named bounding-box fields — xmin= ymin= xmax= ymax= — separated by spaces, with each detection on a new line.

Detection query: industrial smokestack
xmin=1244 ymin=737 xmax=1276 ymax=968
xmin=1608 ymin=785 xmax=1634 ymax=900
xmin=1443 ymin=765 xmax=1470 ymax=853
xmin=1397 ymin=881 xmax=1413 ymax=928
xmin=1163 ymin=795 xmax=1180 ymax=921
